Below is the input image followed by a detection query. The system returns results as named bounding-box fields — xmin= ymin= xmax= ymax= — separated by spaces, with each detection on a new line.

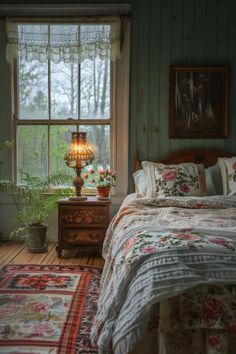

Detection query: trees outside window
xmin=15 ymin=24 xmax=112 ymax=189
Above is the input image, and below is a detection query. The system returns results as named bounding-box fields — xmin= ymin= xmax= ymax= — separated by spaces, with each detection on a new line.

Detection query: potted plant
xmin=83 ymin=167 xmax=117 ymax=198
xmin=0 ymin=170 xmax=72 ymax=252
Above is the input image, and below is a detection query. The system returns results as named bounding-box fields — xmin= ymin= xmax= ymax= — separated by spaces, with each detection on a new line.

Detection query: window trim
xmin=11 ymin=17 xmax=130 ymax=202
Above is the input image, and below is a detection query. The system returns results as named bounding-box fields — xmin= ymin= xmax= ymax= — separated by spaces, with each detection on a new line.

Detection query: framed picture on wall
xmin=169 ymin=65 xmax=229 ymax=139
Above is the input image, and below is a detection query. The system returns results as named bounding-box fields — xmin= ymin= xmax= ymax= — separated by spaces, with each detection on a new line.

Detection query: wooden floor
xmin=0 ymin=241 xmax=105 ymax=267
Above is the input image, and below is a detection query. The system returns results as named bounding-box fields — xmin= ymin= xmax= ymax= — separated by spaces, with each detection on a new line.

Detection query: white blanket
xmin=91 ymin=195 xmax=236 ymax=354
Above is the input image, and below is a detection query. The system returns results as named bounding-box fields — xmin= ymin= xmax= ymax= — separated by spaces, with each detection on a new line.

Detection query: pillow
xmin=205 ymin=163 xmax=223 ymax=196
xmin=218 ymin=157 xmax=236 ymax=195
xmin=133 ymin=169 xmax=148 ymax=196
xmin=142 ymin=161 xmax=205 ymax=198
xmin=197 ymin=164 xmax=207 ymax=196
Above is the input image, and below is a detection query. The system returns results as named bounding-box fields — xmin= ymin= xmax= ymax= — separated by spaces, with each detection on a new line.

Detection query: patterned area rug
xmin=0 ymin=264 xmax=102 ymax=354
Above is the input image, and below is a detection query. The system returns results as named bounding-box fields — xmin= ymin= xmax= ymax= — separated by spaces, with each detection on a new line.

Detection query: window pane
xmin=80 ymin=125 xmax=110 ymax=189
xmin=50 ymin=125 xmax=109 ymax=189
xmin=80 ymin=125 xmax=110 ymax=168
xmin=80 ymin=56 xmax=110 ymax=119
xmin=51 ymin=61 xmax=78 ymax=119
xmin=18 ymin=58 xmax=48 ymax=119
xmin=50 ymin=25 xmax=78 ymax=120
xmin=50 ymin=125 xmax=76 ymax=175
xmin=17 ymin=126 xmax=48 ymax=181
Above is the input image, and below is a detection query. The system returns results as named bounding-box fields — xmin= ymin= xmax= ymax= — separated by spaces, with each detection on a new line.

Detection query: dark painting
xmin=169 ymin=66 xmax=229 ymax=139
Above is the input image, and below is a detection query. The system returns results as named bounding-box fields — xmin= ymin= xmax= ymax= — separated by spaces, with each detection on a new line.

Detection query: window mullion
xmin=16 ymin=119 xmax=111 ymax=125
xmin=77 ymin=24 xmax=81 ymax=132
xmin=13 ymin=58 xmax=19 ymax=183
xmin=110 ymin=61 xmax=115 ymax=173
xmin=48 ymin=24 xmax=51 ymax=178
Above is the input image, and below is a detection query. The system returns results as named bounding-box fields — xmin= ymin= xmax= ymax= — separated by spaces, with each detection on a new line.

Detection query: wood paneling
xmin=129 ymin=0 xmax=236 ymax=191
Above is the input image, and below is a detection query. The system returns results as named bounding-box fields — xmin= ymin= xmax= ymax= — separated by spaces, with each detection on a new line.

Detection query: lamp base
xmin=69 ymin=196 xmax=87 ymax=201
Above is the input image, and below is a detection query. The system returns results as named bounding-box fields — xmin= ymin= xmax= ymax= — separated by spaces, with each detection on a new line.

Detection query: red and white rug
xmin=0 ymin=264 xmax=102 ymax=353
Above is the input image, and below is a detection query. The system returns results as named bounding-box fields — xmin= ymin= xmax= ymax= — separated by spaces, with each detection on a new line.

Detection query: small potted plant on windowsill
xmin=83 ymin=167 xmax=117 ymax=199
xmin=0 ymin=170 xmax=73 ymax=252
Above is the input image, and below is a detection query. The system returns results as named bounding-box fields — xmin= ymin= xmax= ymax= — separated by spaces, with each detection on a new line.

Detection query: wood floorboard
xmin=42 ymin=242 xmax=59 ymax=264
xmin=0 ymin=241 xmax=25 ymax=266
xmin=0 ymin=241 xmax=105 ymax=267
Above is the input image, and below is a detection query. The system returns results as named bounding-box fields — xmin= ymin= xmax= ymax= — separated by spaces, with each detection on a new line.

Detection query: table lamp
xmin=64 ymin=132 xmax=94 ymax=200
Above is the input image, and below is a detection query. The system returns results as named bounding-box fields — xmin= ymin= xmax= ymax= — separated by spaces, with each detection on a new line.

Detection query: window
xmin=10 ymin=18 xmax=128 ymax=199
xmin=13 ymin=23 xmax=115 ymax=192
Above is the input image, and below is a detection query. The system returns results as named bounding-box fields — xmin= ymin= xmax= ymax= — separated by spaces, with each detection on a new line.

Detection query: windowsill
xmin=0 ymin=192 xmax=126 ymax=206
xmin=45 ymin=188 xmax=126 ymax=204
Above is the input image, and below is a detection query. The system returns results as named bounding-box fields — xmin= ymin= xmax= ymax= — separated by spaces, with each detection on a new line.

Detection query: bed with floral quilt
xmin=91 ymin=148 xmax=236 ymax=354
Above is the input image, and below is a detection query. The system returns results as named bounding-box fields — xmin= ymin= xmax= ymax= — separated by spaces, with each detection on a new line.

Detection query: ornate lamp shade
xmin=64 ymin=132 xmax=94 ymax=200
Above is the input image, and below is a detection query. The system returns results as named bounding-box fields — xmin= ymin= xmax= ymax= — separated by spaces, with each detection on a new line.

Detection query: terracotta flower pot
xmin=96 ymin=186 xmax=111 ymax=198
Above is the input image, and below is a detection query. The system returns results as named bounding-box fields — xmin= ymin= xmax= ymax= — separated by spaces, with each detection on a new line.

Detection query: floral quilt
xmin=91 ymin=194 xmax=236 ymax=354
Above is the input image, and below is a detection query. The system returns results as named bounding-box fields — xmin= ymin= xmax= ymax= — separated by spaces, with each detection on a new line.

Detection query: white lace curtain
xmin=6 ymin=16 xmax=121 ymax=64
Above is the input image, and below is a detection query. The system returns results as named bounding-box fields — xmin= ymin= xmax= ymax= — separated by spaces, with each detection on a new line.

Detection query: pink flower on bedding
xmin=122 ymin=237 xmax=140 ymax=255
xmin=232 ymin=162 xmax=236 ymax=170
xmin=175 ymin=233 xmax=199 ymax=241
xmin=162 ymin=170 xmax=177 ymax=181
xmin=202 ymin=297 xmax=225 ymax=326
xmin=140 ymin=246 xmax=158 ymax=254
xmin=209 ymin=237 xmax=231 ymax=248
xmin=179 ymin=183 xmax=190 ymax=193
xmin=225 ymin=322 xmax=236 ymax=334
xmin=196 ymin=203 xmax=204 ymax=208
xmin=207 ymin=334 xmax=220 ymax=348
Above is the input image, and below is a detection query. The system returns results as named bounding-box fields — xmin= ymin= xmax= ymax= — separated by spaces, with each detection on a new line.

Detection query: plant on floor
xmin=0 ymin=170 xmax=73 ymax=252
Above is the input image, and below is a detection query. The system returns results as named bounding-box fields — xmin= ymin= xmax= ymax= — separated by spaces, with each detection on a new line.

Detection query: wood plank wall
xmin=128 ymin=0 xmax=236 ymax=191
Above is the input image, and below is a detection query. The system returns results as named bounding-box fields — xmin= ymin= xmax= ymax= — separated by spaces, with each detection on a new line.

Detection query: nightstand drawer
xmin=60 ymin=205 xmax=108 ymax=227
xmin=62 ymin=229 xmax=105 ymax=245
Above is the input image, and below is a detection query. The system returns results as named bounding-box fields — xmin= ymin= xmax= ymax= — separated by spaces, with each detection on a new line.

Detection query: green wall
xmin=1 ymin=0 xmax=236 ymax=185
xmin=128 ymin=0 xmax=236 ymax=190
xmin=1 ymin=0 xmax=236 ymax=238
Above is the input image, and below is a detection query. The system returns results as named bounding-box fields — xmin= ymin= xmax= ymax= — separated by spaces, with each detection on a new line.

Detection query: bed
xmin=91 ymin=149 xmax=236 ymax=354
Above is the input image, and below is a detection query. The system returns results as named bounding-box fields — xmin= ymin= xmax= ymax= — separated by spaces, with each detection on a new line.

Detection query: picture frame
xmin=169 ymin=65 xmax=229 ymax=139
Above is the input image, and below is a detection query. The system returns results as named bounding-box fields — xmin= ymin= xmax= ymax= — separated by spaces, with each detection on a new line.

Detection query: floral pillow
xmin=218 ymin=157 xmax=236 ymax=195
xmin=142 ymin=161 xmax=205 ymax=198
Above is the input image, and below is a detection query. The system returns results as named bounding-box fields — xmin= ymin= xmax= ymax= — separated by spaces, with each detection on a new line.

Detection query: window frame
xmin=11 ymin=18 xmax=129 ymax=202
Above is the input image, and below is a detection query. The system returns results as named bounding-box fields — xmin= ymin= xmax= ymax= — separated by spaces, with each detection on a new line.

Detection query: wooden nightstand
xmin=56 ymin=196 xmax=111 ymax=257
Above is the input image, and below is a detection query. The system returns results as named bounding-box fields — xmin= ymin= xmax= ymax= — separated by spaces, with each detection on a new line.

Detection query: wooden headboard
xmin=135 ymin=148 xmax=233 ymax=170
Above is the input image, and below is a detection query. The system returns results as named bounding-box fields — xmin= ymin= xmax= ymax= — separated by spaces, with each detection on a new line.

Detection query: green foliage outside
xmin=17 ymin=48 xmax=111 ymax=186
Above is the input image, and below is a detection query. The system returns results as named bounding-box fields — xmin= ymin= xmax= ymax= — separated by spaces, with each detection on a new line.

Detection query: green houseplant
xmin=0 ymin=170 xmax=72 ymax=252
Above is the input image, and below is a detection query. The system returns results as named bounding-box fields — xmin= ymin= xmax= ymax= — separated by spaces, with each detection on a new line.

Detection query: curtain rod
xmin=0 ymin=4 xmax=131 ymax=17
xmin=4 ymin=15 xmax=130 ymax=24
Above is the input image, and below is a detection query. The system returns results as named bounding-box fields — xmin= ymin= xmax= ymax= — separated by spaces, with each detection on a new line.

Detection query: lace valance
xmin=6 ymin=17 xmax=121 ymax=64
